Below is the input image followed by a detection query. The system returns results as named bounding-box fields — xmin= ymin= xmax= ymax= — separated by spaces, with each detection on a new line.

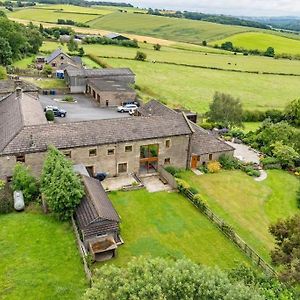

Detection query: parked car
xmin=117 ymin=104 xmax=138 ymax=113
xmin=44 ymin=105 xmax=67 ymax=117
xmin=122 ymin=100 xmax=140 ymax=107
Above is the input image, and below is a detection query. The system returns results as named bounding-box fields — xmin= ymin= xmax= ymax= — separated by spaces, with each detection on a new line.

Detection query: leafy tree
xmin=271 ymin=141 xmax=299 ymax=168
xmin=202 ymin=40 xmax=207 ymax=46
xmin=41 ymin=146 xmax=84 ymax=220
xmin=269 ymin=215 xmax=300 ymax=284
xmin=221 ymin=41 xmax=234 ymax=51
xmin=67 ymin=36 xmax=78 ymax=52
xmin=135 ymin=51 xmax=147 ymax=61
xmin=153 ymin=43 xmax=161 ymax=51
xmin=84 ymin=257 xmax=265 ymax=300
xmin=26 ymin=27 xmax=43 ymax=53
xmin=265 ymin=47 xmax=275 ymax=57
xmin=78 ymin=47 xmax=85 ymax=57
xmin=206 ymin=92 xmax=244 ymax=128
xmin=285 ymin=98 xmax=300 ymax=127
xmin=0 ymin=37 xmax=12 ymax=65
xmin=12 ymin=163 xmax=39 ymax=204
xmin=42 ymin=64 xmax=53 ymax=76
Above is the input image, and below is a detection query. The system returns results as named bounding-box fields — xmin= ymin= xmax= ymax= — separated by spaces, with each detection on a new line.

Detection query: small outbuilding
xmin=75 ymin=175 xmax=121 ymax=261
xmin=105 ymin=32 xmax=130 ymax=40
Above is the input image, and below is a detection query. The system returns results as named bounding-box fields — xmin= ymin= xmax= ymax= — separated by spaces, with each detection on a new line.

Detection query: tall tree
xmin=0 ymin=37 xmax=12 ymax=65
xmin=269 ymin=215 xmax=300 ymax=284
xmin=206 ymin=92 xmax=244 ymax=128
xmin=67 ymin=36 xmax=78 ymax=52
xmin=41 ymin=146 xmax=84 ymax=220
xmin=285 ymin=98 xmax=300 ymax=127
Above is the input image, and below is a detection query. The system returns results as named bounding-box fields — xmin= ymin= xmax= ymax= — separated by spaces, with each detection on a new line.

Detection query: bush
xmin=242 ymin=165 xmax=260 ymax=177
xmin=193 ymin=194 xmax=208 ymax=211
xmin=135 ymin=51 xmax=147 ymax=61
xmin=153 ymin=43 xmax=161 ymax=51
xmin=197 ymin=165 xmax=208 ymax=173
xmin=164 ymin=166 xmax=181 ymax=176
xmin=63 ymin=95 xmax=74 ymax=102
xmin=189 ymin=186 xmax=199 ymax=195
xmin=0 ymin=181 xmax=13 ymax=214
xmin=200 ymin=122 xmax=215 ymax=130
xmin=207 ymin=161 xmax=221 ymax=173
xmin=42 ymin=64 xmax=53 ymax=76
xmin=45 ymin=110 xmax=54 ymax=121
xmin=297 ymin=186 xmax=300 ymax=208
xmin=12 ymin=163 xmax=39 ymax=204
xmin=175 ymin=179 xmax=190 ymax=192
xmin=219 ymin=154 xmax=240 ymax=170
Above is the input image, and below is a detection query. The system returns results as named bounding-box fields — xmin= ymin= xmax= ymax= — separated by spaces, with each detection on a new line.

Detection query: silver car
xmin=117 ymin=104 xmax=138 ymax=113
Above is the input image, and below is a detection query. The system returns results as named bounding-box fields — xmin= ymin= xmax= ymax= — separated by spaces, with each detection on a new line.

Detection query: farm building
xmin=104 ymin=32 xmax=130 ymax=40
xmin=75 ymin=175 xmax=121 ymax=261
xmin=86 ymin=78 xmax=136 ymax=107
xmin=64 ymin=67 xmax=135 ymax=93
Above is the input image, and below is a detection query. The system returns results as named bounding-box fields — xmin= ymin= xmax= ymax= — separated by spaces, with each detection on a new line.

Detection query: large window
xmin=140 ymin=144 xmax=159 ymax=174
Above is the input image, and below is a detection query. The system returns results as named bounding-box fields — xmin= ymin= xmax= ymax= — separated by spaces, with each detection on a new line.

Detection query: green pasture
xmin=107 ymin=190 xmax=249 ymax=268
xmin=0 ymin=209 xmax=86 ymax=299
xmin=104 ymin=57 xmax=300 ymax=113
xmin=179 ymin=170 xmax=299 ymax=261
xmin=87 ymin=12 xmax=255 ymax=44
xmin=22 ymin=77 xmax=67 ymax=89
xmin=8 ymin=8 xmax=101 ymax=23
xmin=214 ymin=32 xmax=300 ymax=55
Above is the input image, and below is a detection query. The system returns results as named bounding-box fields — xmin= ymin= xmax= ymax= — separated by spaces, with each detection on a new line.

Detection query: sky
xmin=109 ymin=0 xmax=300 ymax=16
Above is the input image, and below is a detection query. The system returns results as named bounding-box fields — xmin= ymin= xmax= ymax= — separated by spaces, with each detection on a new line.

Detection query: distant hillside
xmin=147 ymin=9 xmax=270 ymax=30
xmin=26 ymin=0 xmax=133 ymax=7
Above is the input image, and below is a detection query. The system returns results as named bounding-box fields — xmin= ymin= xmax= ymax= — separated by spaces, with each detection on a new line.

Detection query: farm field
xmin=107 ymin=190 xmax=249 ymax=268
xmin=105 ymin=57 xmax=300 ymax=112
xmin=179 ymin=170 xmax=299 ymax=261
xmin=214 ymin=32 xmax=300 ymax=55
xmin=7 ymin=7 xmax=101 ymax=23
xmin=41 ymin=40 xmax=300 ymax=75
xmin=0 ymin=209 xmax=87 ymax=299
xmin=87 ymin=12 xmax=257 ymax=44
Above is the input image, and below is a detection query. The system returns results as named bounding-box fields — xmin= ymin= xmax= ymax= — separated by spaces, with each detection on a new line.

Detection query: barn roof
xmin=75 ymin=175 xmax=120 ymax=229
xmin=87 ymin=78 xmax=135 ymax=93
xmin=65 ymin=67 xmax=135 ymax=78
xmin=105 ymin=32 xmax=129 ymax=39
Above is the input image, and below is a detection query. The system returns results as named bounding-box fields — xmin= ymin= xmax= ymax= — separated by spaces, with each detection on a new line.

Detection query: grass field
xmin=12 ymin=56 xmax=35 ymax=68
xmin=22 ymin=77 xmax=67 ymax=89
xmin=179 ymin=170 xmax=299 ymax=261
xmin=107 ymin=190 xmax=249 ymax=268
xmin=0 ymin=209 xmax=86 ymax=299
xmin=8 ymin=8 xmax=101 ymax=23
xmin=104 ymin=57 xmax=300 ymax=113
xmin=87 ymin=12 xmax=255 ymax=44
xmin=82 ymin=56 xmax=102 ymax=68
xmin=214 ymin=32 xmax=300 ymax=55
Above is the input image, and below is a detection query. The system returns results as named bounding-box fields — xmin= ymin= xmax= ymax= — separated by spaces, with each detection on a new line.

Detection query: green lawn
xmin=0 ymin=209 xmax=86 ymax=299
xmin=82 ymin=56 xmax=102 ymax=68
xmin=13 ymin=56 xmax=35 ymax=69
xmin=214 ymin=32 xmax=300 ymax=55
xmin=22 ymin=77 xmax=66 ymax=89
xmin=107 ymin=190 xmax=249 ymax=269
xmin=179 ymin=170 xmax=299 ymax=261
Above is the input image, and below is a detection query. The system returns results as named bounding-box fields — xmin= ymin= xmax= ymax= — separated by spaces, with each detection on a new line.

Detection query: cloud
xmin=112 ymin=0 xmax=300 ymax=16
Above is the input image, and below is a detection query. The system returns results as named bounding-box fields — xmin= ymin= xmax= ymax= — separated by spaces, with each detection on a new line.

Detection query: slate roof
xmin=0 ymin=80 xmax=38 ymax=94
xmin=105 ymin=32 xmax=129 ymax=40
xmin=46 ymin=49 xmax=69 ymax=63
xmin=1 ymin=115 xmax=193 ymax=156
xmin=0 ymin=92 xmax=47 ymax=153
xmin=87 ymin=79 xmax=135 ymax=93
xmin=138 ymin=100 xmax=234 ymax=155
xmin=75 ymin=175 xmax=120 ymax=230
xmin=65 ymin=67 xmax=135 ymax=78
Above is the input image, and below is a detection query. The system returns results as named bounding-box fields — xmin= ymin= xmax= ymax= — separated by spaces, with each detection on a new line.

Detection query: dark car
xmin=44 ymin=105 xmax=67 ymax=117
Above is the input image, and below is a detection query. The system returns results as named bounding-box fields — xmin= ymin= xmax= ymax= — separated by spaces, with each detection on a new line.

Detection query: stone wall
xmin=0 ymin=135 xmax=190 ymax=179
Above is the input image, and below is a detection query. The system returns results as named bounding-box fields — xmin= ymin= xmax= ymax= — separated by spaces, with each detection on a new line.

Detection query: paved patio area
xmin=102 ymin=175 xmax=138 ymax=191
xmin=226 ymin=141 xmax=260 ymax=164
xmin=141 ymin=175 xmax=173 ymax=193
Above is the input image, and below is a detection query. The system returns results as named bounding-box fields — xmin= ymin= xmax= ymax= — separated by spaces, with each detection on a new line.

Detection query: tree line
xmin=0 ymin=13 xmax=43 ymax=65
xmin=147 ymin=8 xmax=270 ymax=30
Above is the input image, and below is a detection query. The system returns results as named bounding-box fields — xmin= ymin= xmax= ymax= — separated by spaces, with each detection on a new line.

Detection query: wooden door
xmin=191 ymin=155 xmax=198 ymax=169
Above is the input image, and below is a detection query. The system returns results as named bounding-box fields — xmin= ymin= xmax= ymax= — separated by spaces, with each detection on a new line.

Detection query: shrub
xmin=219 ymin=154 xmax=240 ymax=170
xmin=135 ymin=51 xmax=147 ymax=61
xmin=164 ymin=166 xmax=180 ymax=176
xmin=193 ymin=194 xmax=208 ymax=211
xmin=45 ymin=110 xmax=54 ymax=121
xmin=175 ymin=179 xmax=190 ymax=192
xmin=207 ymin=161 xmax=221 ymax=173
xmin=242 ymin=165 xmax=260 ymax=177
xmin=153 ymin=43 xmax=161 ymax=51
xmin=42 ymin=64 xmax=53 ymax=76
xmin=221 ymin=223 xmax=236 ymax=240
xmin=197 ymin=165 xmax=208 ymax=173
xmin=0 ymin=181 xmax=13 ymax=214
xmin=12 ymin=163 xmax=39 ymax=204
xmin=200 ymin=122 xmax=215 ymax=130
xmin=63 ymin=95 xmax=74 ymax=102
xmin=297 ymin=186 xmax=300 ymax=208
xmin=189 ymin=186 xmax=199 ymax=195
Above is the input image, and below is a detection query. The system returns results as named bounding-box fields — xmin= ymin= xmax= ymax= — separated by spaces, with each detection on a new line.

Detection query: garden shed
xmin=75 ymin=175 xmax=121 ymax=261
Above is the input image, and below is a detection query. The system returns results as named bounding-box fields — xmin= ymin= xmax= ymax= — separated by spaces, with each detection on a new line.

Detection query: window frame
xmin=107 ymin=148 xmax=115 ymax=156
xmin=89 ymin=148 xmax=97 ymax=157
xmin=125 ymin=145 xmax=133 ymax=152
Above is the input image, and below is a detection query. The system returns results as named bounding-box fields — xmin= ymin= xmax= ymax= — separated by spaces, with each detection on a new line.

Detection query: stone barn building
xmin=64 ymin=68 xmax=135 ymax=94
xmin=86 ymin=78 xmax=136 ymax=107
